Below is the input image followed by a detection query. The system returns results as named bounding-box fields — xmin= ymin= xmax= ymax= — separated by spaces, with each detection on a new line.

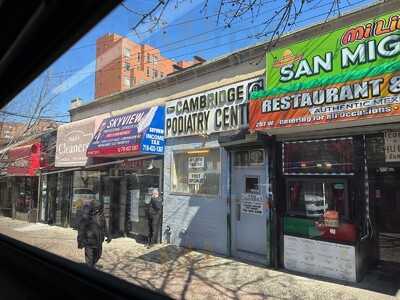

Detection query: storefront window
xmin=172 ymin=149 xmax=220 ymax=195
xmin=287 ymin=178 xmax=349 ymax=219
xmin=123 ymin=159 xmax=162 ymax=238
xmin=15 ymin=177 xmax=38 ymax=213
xmin=283 ymin=138 xmax=353 ymax=175
xmin=71 ymin=171 xmax=102 ymax=228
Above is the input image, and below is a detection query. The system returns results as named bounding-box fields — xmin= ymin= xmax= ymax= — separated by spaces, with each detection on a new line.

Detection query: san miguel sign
xmin=166 ymin=77 xmax=264 ymax=138
xmin=250 ymin=10 xmax=400 ymax=131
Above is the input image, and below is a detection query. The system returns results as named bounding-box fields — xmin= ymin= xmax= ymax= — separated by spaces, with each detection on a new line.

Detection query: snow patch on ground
xmin=14 ymin=223 xmax=53 ymax=232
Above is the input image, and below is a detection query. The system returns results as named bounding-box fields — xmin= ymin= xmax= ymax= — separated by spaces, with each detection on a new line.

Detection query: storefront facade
xmin=84 ymin=106 xmax=165 ymax=241
xmin=43 ymin=106 xmax=166 ymax=244
xmin=163 ymin=76 xmax=274 ymax=264
xmin=7 ymin=141 xmax=42 ymax=222
xmin=249 ymin=6 xmax=400 ymax=281
xmin=40 ymin=115 xmax=107 ymax=227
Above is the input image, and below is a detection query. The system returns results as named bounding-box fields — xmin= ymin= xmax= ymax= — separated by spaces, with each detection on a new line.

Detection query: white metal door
xmin=230 ymin=149 xmax=269 ymax=264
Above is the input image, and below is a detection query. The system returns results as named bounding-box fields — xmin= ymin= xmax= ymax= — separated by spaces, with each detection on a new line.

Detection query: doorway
xmin=230 ymin=149 xmax=270 ymax=265
xmin=109 ymin=178 xmax=123 ymax=237
xmin=370 ymin=168 xmax=400 ymax=265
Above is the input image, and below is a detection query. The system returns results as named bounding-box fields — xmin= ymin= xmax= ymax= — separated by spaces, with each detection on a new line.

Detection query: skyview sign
xmin=87 ymin=106 xmax=165 ymax=157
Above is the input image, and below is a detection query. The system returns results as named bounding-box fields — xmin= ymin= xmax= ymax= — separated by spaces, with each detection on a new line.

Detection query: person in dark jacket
xmin=144 ymin=188 xmax=162 ymax=248
xmin=77 ymin=201 xmax=111 ymax=267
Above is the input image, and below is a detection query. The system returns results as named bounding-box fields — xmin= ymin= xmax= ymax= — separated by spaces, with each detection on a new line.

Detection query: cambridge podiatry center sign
xmin=250 ymin=10 xmax=400 ymax=131
xmin=166 ymin=77 xmax=264 ymax=137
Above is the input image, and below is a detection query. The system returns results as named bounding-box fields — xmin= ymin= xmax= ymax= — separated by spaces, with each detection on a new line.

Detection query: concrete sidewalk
xmin=0 ymin=217 xmax=398 ymax=300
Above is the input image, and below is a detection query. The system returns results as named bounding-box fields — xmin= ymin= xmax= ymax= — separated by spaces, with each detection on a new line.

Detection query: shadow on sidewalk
xmin=136 ymin=244 xmax=186 ymax=264
xmin=103 ymin=245 xmax=288 ymax=299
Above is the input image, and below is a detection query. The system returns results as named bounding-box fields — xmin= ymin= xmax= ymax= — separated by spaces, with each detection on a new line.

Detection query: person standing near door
xmin=144 ymin=188 xmax=162 ymax=248
xmin=77 ymin=201 xmax=111 ymax=268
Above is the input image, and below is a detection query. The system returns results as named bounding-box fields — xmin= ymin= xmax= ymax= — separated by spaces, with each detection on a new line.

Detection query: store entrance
xmin=370 ymin=168 xmax=400 ymax=265
xmin=109 ymin=178 xmax=123 ymax=237
xmin=230 ymin=149 xmax=270 ymax=265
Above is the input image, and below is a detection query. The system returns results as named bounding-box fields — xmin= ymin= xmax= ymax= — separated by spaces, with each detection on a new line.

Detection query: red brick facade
xmin=95 ymin=33 xmax=198 ymax=99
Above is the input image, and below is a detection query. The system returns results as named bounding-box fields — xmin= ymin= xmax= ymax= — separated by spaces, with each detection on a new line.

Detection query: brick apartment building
xmin=95 ymin=33 xmax=204 ymax=99
xmin=0 ymin=119 xmax=58 ymax=148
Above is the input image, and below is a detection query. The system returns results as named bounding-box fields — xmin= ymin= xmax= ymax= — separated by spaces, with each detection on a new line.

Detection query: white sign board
xmin=284 ymin=235 xmax=356 ymax=282
xmin=241 ymin=193 xmax=264 ymax=215
xmin=55 ymin=114 xmax=108 ymax=167
xmin=304 ymin=193 xmax=327 ymax=217
xmin=188 ymin=157 xmax=205 ymax=169
xmin=188 ymin=172 xmax=205 ymax=184
xmin=384 ymin=131 xmax=400 ymax=162
xmin=165 ymin=77 xmax=264 ymax=137
xmin=129 ymin=190 xmax=140 ymax=222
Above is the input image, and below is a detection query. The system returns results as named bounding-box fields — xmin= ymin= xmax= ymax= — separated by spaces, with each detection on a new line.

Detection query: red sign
xmin=7 ymin=143 xmax=41 ymax=176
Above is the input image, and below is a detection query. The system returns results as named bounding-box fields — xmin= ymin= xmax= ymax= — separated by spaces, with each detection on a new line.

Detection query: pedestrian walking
xmin=144 ymin=188 xmax=163 ymax=249
xmin=77 ymin=201 xmax=111 ymax=268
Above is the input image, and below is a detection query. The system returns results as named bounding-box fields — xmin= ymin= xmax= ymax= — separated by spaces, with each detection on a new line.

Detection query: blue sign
xmin=87 ymin=106 xmax=165 ymax=157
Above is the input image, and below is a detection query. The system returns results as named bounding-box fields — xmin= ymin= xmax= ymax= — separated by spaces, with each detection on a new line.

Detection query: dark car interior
xmin=0 ymin=1 xmax=170 ymax=299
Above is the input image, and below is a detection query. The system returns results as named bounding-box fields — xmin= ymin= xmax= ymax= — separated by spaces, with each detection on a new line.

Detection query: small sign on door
xmin=384 ymin=131 xmax=400 ymax=162
xmin=241 ymin=193 xmax=264 ymax=215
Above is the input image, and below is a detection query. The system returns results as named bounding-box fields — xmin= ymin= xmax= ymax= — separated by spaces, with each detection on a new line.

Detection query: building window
xmin=233 ymin=150 xmax=264 ymax=166
xmin=137 ymin=52 xmax=141 ymax=62
xmin=171 ymin=148 xmax=220 ymax=195
xmin=124 ymin=47 xmax=131 ymax=58
xmin=154 ymin=69 xmax=158 ymax=78
xmin=147 ymin=53 xmax=151 ymax=63
xmin=283 ymin=138 xmax=354 ymax=175
xmin=131 ymin=77 xmax=136 ymax=86
xmin=124 ymin=62 xmax=131 ymax=71
xmin=146 ymin=67 xmax=150 ymax=77
xmin=124 ymin=76 xmax=131 ymax=88
xmin=160 ymin=72 xmax=164 ymax=78
xmin=287 ymin=178 xmax=349 ymax=218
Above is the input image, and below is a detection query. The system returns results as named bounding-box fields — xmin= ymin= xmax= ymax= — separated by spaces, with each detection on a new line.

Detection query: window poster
xmin=129 ymin=190 xmax=140 ymax=222
xmin=188 ymin=156 xmax=205 ymax=169
xmin=241 ymin=193 xmax=264 ymax=215
xmin=188 ymin=172 xmax=205 ymax=185
xmin=384 ymin=131 xmax=400 ymax=162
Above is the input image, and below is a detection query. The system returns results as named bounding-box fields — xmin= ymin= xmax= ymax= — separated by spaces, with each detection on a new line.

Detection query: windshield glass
xmin=3 ymin=1 xmax=399 ymax=299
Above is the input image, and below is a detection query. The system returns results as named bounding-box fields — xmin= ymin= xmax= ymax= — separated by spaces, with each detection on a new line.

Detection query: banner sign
xmin=55 ymin=115 xmax=107 ymax=167
xmin=7 ymin=143 xmax=41 ymax=176
xmin=87 ymin=106 xmax=165 ymax=157
xmin=250 ymin=10 xmax=400 ymax=131
xmin=166 ymin=77 xmax=264 ymax=137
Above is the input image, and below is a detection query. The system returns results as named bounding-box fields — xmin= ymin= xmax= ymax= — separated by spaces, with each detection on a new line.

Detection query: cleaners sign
xmin=166 ymin=77 xmax=264 ymax=137
xmin=87 ymin=106 xmax=165 ymax=157
xmin=250 ymin=10 xmax=400 ymax=131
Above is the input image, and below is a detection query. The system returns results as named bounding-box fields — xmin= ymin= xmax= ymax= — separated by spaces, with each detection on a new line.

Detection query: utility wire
xmin=0 ymin=110 xmax=69 ymax=122
xmin=68 ymin=0 xmax=283 ymax=52
xmin=47 ymin=0 xmax=365 ymax=79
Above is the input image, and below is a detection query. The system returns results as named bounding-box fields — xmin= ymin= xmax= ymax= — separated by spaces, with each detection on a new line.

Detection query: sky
xmin=3 ymin=0 xmax=377 ymax=123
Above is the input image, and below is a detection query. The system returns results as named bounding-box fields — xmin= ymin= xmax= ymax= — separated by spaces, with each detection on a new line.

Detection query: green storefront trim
xmin=283 ymin=216 xmax=321 ymax=238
